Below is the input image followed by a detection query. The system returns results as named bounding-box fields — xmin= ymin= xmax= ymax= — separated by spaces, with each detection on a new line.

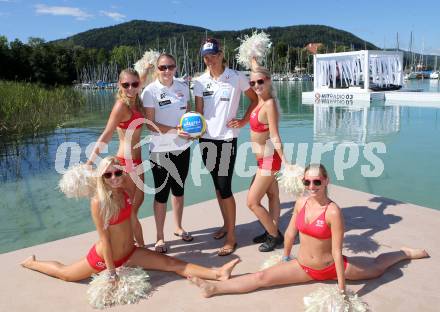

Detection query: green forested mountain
xmin=54 ymin=20 xmax=378 ymax=51
xmin=12 ymin=20 xmax=438 ymax=86
xmin=54 ymin=20 xmax=207 ymax=51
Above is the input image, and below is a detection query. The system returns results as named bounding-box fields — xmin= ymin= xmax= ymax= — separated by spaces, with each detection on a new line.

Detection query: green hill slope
xmin=54 ymin=20 xmax=378 ymax=51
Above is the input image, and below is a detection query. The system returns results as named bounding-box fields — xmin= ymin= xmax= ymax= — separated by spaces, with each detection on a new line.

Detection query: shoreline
xmin=1 ymin=184 xmax=439 ymax=311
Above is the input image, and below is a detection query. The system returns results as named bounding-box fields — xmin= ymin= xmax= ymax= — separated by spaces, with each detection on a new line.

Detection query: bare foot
xmin=20 ymin=255 xmax=35 ymax=268
xmin=217 ymin=258 xmax=241 ymax=281
xmin=401 ymin=247 xmax=429 ymax=259
xmin=189 ymin=276 xmax=216 ymax=298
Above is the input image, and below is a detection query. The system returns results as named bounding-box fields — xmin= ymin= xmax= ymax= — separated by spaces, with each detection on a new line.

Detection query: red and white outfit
xmin=295 ymin=198 xmax=349 ymax=280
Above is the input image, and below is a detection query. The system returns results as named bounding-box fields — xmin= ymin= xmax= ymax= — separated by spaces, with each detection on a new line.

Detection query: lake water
xmin=1 ymin=80 xmax=439 ymax=253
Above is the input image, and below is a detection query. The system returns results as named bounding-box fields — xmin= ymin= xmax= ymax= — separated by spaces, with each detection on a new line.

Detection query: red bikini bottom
xmin=86 ymin=245 xmax=136 ymax=272
xmin=299 ymin=256 xmax=348 ymax=280
xmin=116 ymin=156 xmax=142 ymax=173
xmin=257 ymin=153 xmax=282 ymax=171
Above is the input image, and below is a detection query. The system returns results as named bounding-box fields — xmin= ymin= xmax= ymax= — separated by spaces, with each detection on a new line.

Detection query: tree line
xmin=0 ymin=36 xmax=358 ymax=86
xmin=0 ymin=22 xmax=379 ymax=86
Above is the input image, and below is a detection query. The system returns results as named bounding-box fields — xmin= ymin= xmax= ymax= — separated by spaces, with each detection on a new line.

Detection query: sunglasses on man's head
xmin=121 ymin=81 xmax=140 ymax=89
xmin=303 ymin=179 xmax=322 ymax=187
xmin=249 ymin=79 xmax=266 ymax=87
xmin=157 ymin=64 xmax=177 ymax=71
xmin=102 ymin=170 xmax=124 ymax=179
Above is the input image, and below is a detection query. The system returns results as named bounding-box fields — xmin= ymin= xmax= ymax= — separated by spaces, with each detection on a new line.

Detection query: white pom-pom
xmin=236 ymin=31 xmax=272 ymax=69
xmin=58 ymin=164 xmax=96 ymax=199
xmin=134 ymin=50 xmax=160 ymax=75
xmin=276 ymin=164 xmax=305 ymax=195
xmin=303 ymin=285 xmax=368 ymax=312
xmin=259 ymin=252 xmax=289 ymax=270
xmin=87 ymin=266 xmax=153 ymax=309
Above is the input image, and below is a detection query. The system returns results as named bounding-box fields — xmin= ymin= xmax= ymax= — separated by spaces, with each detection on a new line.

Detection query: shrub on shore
xmin=0 ymin=81 xmax=85 ymax=138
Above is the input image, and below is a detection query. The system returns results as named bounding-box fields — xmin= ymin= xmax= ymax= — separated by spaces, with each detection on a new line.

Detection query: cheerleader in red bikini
xmin=190 ymin=163 xmax=428 ymax=297
xmin=247 ymin=61 xmax=288 ymax=252
xmin=86 ymin=68 xmax=147 ymax=247
xmin=21 ymin=156 xmax=239 ymax=284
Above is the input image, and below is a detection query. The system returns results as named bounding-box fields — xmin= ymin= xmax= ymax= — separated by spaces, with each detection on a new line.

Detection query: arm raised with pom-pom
xmin=135 ymin=50 xmax=160 ymax=88
xmin=139 ymin=64 xmax=155 ymax=89
xmin=227 ymin=58 xmax=258 ymax=129
xmin=236 ymin=32 xmax=272 ymax=70
xmin=239 ymin=58 xmax=260 ymax=127
xmin=230 ymin=31 xmax=271 ymax=128
xmin=250 ymin=57 xmax=259 ymax=71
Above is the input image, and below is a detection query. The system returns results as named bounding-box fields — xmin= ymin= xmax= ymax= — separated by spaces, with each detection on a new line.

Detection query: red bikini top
xmin=296 ymin=199 xmax=332 ymax=239
xmin=118 ymin=109 xmax=143 ymax=129
xmin=109 ymin=192 xmax=132 ymax=225
xmin=249 ymin=105 xmax=269 ymax=133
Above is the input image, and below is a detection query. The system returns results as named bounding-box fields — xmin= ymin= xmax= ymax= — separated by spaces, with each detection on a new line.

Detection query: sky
xmin=1 ymin=0 xmax=440 ymax=55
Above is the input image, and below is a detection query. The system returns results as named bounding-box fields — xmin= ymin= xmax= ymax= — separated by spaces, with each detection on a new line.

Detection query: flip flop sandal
xmin=154 ymin=241 xmax=168 ymax=253
xmin=217 ymin=243 xmax=237 ymax=256
xmin=174 ymin=231 xmax=194 ymax=242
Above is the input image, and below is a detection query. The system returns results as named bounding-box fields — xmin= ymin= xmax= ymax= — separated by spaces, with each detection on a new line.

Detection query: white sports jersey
xmin=142 ymin=79 xmax=190 ymax=152
xmin=193 ymin=68 xmax=250 ymax=140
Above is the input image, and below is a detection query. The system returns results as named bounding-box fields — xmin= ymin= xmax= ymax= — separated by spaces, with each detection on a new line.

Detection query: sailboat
xmin=430 ymin=56 xmax=439 ymax=79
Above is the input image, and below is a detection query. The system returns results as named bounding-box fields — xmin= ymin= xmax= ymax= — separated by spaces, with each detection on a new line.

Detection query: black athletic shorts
xmin=199 ymin=137 xmax=237 ymax=199
xmin=150 ymin=147 xmax=190 ymax=203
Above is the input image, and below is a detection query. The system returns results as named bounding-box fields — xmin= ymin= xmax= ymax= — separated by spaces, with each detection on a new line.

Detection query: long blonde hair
xmin=95 ymin=156 xmax=125 ymax=228
xmin=117 ymin=68 xmax=144 ymax=115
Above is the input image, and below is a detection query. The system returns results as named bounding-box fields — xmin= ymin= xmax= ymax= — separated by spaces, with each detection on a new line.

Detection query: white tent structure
xmin=303 ymin=50 xmax=406 ymax=104
xmin=313 ymin=50 xmax=403 ymax=90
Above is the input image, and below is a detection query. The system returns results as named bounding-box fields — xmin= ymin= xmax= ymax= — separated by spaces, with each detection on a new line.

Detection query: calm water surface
xmin=1 ymin=80 xmax=439 ymax=253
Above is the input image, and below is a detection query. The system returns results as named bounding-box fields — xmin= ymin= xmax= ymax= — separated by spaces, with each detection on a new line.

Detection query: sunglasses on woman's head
xmin=303 ymin=179 xmax=322 ymax=187
xmin=249 ymin=79 xmax=266 ymax=87
xmin=121 ymin=81 xmax=140 ymax=89
xmin=157 ymin=64 xmax=177 ymax=71
xmin=102 ymin=170 xmax=124 ymax=179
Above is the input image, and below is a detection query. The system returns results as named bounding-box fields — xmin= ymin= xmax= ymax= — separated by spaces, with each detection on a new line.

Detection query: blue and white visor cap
xmin=201 ymin=39 xmax=220 ymax=56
